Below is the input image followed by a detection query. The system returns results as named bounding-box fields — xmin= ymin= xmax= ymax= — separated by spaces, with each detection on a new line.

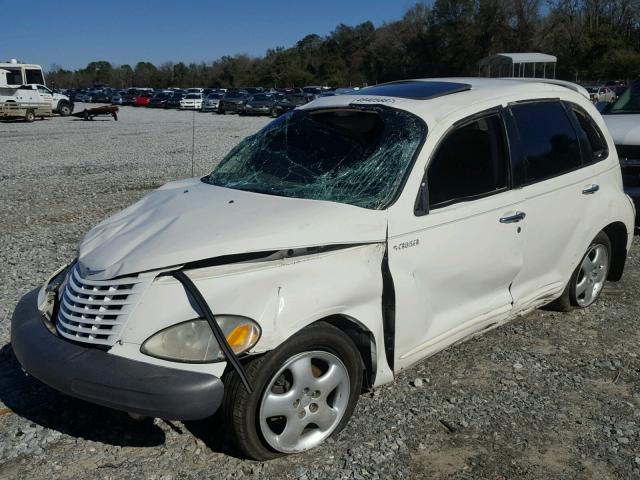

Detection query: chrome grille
xmin=56 ymin=265 xmax=149 ymax=346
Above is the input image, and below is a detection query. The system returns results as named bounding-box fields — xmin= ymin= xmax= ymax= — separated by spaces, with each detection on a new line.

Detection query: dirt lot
xmin=0 ymin=105 xmax=639 ymax=480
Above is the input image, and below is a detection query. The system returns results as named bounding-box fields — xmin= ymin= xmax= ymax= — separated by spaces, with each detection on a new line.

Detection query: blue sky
xmin=0 ymin=0 xmax=413 ymax=70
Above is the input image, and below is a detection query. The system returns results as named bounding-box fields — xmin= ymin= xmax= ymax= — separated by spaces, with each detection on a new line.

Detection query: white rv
xmin=0 ymin=59 xmax=46 ymax=87
xmin=0 ymin=69 xmax=51 ymax=121
xmin=0 ymin=60 xmax=73 ymax=117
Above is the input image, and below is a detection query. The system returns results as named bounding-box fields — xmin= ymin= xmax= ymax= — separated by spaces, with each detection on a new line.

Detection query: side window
xmin=510 ymin=101 xmax=582 ymax=183
xmin=569 ymin=105 xmax=608 ymax=163
xmin=25 ymin=68 xmax=44 ymax=85
xmin=5 ymin=68 xmax=23 ymax=85
xmin=427 ymin=114 xmax=509 ymax=208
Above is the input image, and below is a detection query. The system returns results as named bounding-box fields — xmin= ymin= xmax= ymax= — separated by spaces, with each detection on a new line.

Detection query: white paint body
xmin=603 ymin=114 xmax=640 ymax=147
xmin=48 ymin=78 xmax=635 ymax=386
xmin=179 ymin=95 xmax=203 ymax=110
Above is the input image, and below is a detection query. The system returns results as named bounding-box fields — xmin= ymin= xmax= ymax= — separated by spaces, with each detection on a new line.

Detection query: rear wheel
xmin=24 ymin=109 xmax=35 ymax=122
xmin=570 ymin=232 xmax=611 ymax=307
xmin=222 ymin=322 xmax=362 ymax=460
xmin=548 ymin=231 xmax=611 ymax=311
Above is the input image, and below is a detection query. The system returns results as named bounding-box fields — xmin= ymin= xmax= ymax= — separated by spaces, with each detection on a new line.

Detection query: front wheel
xmin=58 ymin=103 xmax=72 ymax=116
xmin=24 ymin=109 xmax=35 ymax=122
xmin=222 ymin=322 xmax=362 ymax=460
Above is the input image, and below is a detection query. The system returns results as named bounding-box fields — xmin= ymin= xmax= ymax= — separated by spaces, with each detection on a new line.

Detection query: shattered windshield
xmin=203 ymin=106 xmax=426 ymax=209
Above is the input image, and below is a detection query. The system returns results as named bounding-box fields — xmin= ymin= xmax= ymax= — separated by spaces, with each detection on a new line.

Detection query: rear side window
xmin=427 ymin=114 xmax=509 ymax=208
xmin=569 ymin=106 xmax=608 ymax=163
xmin=5 ymin=68 xmax=22 ymax=85
xmin=510 ymin=101 xmax=582 ymax=183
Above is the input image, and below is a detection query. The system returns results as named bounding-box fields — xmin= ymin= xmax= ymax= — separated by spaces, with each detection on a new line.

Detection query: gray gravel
xmin=1 ymin=105 xmax=639 ymax=479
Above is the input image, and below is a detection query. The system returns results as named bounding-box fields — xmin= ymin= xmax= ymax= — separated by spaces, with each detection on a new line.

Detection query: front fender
xmin=114 ymin=243 xmax=392 ymax=383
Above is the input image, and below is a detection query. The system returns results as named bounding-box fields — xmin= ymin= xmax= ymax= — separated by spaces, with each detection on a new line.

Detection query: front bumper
xmin=11 ymin=289 xmax=224 ymax=420
xmin=221 ymin=102 xmax=244 ymax=112
xmin=244 ymin=107 xmax=271 ymax=115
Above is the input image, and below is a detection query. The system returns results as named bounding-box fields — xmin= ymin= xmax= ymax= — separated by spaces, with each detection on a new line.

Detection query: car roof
xmin=301 ymin=77 xmax=592 ymax=126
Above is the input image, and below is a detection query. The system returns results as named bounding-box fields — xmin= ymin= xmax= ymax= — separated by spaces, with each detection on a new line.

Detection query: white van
xmin=12 ymin=78 xmax=635 ymax=459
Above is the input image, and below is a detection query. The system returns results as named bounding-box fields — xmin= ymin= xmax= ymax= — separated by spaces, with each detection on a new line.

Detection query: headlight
xmin=140 ymin=316 xmax=261 ymax=363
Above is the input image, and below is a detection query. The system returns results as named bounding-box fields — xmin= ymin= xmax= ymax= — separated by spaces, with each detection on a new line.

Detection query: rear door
xmin=506 ymin=100 xmax=602 ymax=308
xmin=389 ymin=110 xmax=525 ymax=370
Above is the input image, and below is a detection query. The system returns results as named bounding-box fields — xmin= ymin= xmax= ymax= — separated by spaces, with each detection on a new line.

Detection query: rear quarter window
xmin=566 ymin=104 xmax=609 ymax=163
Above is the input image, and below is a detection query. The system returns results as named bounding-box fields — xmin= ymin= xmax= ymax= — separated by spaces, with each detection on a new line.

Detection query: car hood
xmin=247 ymin=101 xmax=273 ymax=107
xmin=78 ymin=178 xmax=387 ymax=280
xmin=603 ymin=114 xmax=640 ymax=145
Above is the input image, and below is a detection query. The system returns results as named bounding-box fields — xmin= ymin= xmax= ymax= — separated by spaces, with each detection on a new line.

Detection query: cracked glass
xmin=204 ymin=106 xmax=426 ymax=209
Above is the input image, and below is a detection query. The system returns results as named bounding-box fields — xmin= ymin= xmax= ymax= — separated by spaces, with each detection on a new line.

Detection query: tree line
xmin=47 ymin=0 xmax=640 ymax=89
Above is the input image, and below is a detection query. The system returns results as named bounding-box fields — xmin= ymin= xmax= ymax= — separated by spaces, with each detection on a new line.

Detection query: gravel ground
xmin=1 ymin=105 xmax=639 ymax=479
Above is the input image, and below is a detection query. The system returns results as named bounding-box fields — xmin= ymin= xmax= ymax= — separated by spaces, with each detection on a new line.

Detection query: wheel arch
xmin=602 ymin=221 xmax=628 ymax=281
xmin=311 ymin=314 xmax=377 ymax=390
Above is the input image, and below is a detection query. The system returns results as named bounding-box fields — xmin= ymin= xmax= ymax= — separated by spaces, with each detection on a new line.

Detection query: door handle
xmin=582 ymin=184 xmax=600 ymax=194
xmin=499 ymin=211 xmax=526 ymax=223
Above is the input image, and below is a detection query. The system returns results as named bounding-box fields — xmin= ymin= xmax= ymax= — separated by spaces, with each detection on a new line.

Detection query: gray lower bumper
xmin=10 ymin=289 xmax=224 ymax=420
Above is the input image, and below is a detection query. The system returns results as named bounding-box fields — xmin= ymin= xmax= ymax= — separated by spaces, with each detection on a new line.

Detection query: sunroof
xmin=352 ymin=81 xmax=471 ymax=100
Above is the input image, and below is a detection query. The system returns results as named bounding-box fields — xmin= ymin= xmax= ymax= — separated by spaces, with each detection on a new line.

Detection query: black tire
xmin=545 ymin=232 xmax=612 ymax=312
xmin=24 ymin=110 xmax=35 ymax=122
xmin=222 ymin=322 xmax=363 ymax=460
xmin=58 ymin=102 xmax=72 ymax=116
xmin=545 ymin=283 xmax=572 ymax=312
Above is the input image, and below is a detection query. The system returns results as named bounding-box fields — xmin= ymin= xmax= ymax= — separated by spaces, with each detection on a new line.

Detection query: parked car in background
xmin=111 ymin=92 xmax=124 ymax=105
xmin=11 ymin=78 xmax=634 ymax=461
xmin=585 ymin=85 xmax=616 ymax=103
xmin=272 ymin=93 xmax=309 ymax=116
xmin=219 ymin=90 xmax=249 ymax=114
xmin=77 ymin=91 xmax=89 ymax=102
xmin=187 ymin=88 xmax=204 ymax=94
xmin=601 ymin=79 xmax=640 ymax=224
xmin=166 ymin=91 xmax=186 ymax=109
xmin=320 ymin=87 xmax=359 ymax=97
xmin=202 ymin=92 xmax=224 ymax=112
xmin=149 ymin=92 xmax=171 ymax=108
xmin=69 ymin=90 xmax=85 ymax=102
xmin=134 ymin=92 xmax=152 ymax=107
xmin=243 ymin=87 xmax=264 ymax=96
xmin=179 ymin=93 xmax=203 ymax=110
xmin=122 ymin=89 xmax=140 ymax=105
xmin=91 ymin=90 xmax=112 ymax=103
xmin=242 ymin=93 xmax=277 ymax=116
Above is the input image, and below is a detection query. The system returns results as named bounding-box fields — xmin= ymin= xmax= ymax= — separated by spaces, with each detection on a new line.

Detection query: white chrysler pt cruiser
xmin=12 ymin=78 xmax=635 ymax=460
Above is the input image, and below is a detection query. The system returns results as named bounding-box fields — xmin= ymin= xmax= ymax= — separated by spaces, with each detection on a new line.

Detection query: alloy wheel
xmin=258 ymin=351 xmax=350 ymax=453
xmin=575 ymin=244 xmax=609 ymax=307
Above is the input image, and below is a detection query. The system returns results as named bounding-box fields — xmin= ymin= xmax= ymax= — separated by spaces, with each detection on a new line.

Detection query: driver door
xmin=389 ymin=110 xmax=524 ymax=371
